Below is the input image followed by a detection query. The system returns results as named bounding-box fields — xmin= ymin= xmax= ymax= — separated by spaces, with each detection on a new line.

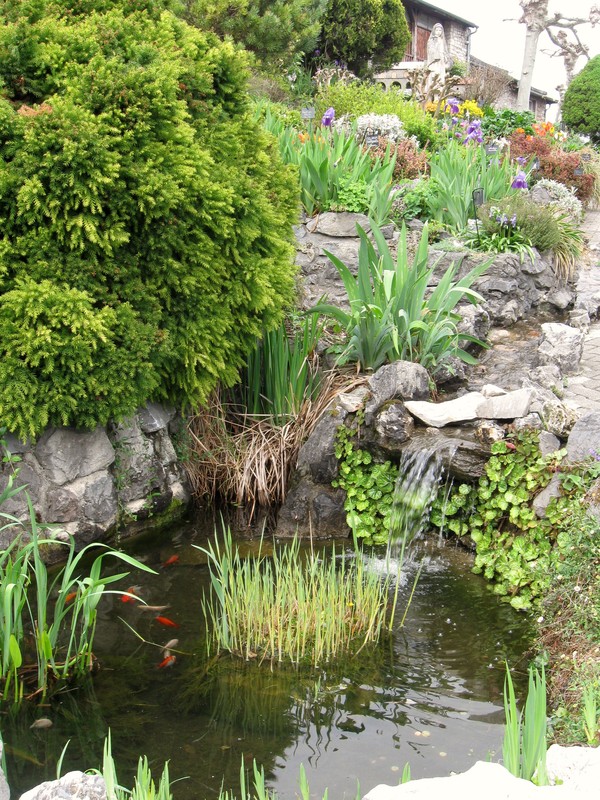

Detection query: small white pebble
xmin=390 ymin=766 xmax=400 ymax=773
xmin=439 ymin=752 xmax=447 ymax=757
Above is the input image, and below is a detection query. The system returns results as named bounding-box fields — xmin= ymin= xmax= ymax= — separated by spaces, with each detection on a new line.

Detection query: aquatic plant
xmin=198 ymin=527 xmax=394 ymax=666
xmin=99 ymin=731 xmax=172 ymax=800
xmin=0 ymin=468 xmax=154 ymax=702
xmin=503 ymin=663 xmax=548 ymax=785
xmin=236 ymin=315 xmax=323 ymax=425
xmin=310 ymin=222 xmax=488 ymax=374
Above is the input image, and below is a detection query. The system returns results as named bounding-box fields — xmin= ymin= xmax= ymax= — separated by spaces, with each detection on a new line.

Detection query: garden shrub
xmin=369 ymin=137 xmax=429 ymax=181
xmin=314 ymin=81 xmax=437 ymax=146
xmin=0 ymin=3 xmax=298 ymax=438
xmin=533 ymin=178 xmax=584 ymax=222
xmin=562 ymin=54 xmax=600 ymax=143
xmin=509 ymin=133 xmax=595 ymax=204
xmin=480 ymin=108 xmax=536 ymax=138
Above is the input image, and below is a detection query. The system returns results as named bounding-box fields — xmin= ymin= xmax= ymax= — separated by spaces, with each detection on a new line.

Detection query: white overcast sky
xmin=432 ymin=0 xmax=600 ymax=114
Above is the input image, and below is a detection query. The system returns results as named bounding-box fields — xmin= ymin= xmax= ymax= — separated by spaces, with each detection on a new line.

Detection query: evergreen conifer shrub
xmin=562 ymin=55 xmax=600 ymax=143
xmin=0 ymin=1 xmax=298 ymax=440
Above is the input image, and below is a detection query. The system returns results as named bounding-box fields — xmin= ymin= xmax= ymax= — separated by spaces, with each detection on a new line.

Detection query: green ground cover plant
xmin=0 ymin=1 xmax=298 ymax=440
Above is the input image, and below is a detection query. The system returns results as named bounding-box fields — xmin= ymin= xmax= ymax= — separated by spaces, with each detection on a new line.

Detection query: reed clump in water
xmin=198 ymin=527 xmax=394 ymax=667
xmin=185 ymin=314 xmax=364 ymax=516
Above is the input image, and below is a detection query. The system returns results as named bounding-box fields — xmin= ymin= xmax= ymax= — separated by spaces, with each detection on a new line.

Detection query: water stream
xmin=2 ymin=510 xmax=534 ymax=800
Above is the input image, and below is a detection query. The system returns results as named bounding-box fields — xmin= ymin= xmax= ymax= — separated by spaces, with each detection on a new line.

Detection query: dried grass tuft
xmin=185 ymin=371 xmax=366 ymax=516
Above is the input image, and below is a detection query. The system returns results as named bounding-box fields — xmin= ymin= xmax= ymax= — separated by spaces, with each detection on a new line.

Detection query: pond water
xmin=2 ymin=514 xmax=533 ymax=800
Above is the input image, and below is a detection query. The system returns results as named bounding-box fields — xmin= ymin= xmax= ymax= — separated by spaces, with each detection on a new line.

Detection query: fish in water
xmin=162 ymin=554 xmax=180 ymax=567
xmin=155 ymin=615 xmax=179 ymax=628
xmin=30 ymin=718 xmax=53 ymax=730
xmin=120 ymin=586 xmax=141 ymax=603
xmin=138 ymin=604 xmax=170 ymax=612
xmin=157 ymin=654 xmax=176 ymax=669
xmin=162 ymin=638 xmax=179 ymax=653
xmin=64 ymin=591 xmax=77 ymax=604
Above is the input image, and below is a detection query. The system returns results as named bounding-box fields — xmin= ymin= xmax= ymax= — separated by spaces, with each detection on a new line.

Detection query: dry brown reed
xmin=185 ymin=371 xmax=366 ymax=516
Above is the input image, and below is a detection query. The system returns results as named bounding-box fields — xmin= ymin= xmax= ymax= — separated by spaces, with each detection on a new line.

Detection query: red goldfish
xmin=155 ymin=615 xmax=179 ymax=628
xmin=157 ymin=654 xmax=176 ymax=669
xmin=120 ymin=586 xmax=141 ymax=603
xmin=162 ymin=555 xmax=179 ymax=567
xmin=64 ymin=591 xmax=77 ymax=604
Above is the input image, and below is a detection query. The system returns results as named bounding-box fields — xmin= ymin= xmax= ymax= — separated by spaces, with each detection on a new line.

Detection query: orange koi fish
xmin=162 ymin=555 xmax=180 ymax=567
xmin=155 ymin=615 xmax=180 ymax=628
xmin=157 ymin=654 xmax=176 ymax=669
xmin=64 ymin=591 xmax=77 ymax=604
xmin=120 ymin=586 xmax=141 ymax=603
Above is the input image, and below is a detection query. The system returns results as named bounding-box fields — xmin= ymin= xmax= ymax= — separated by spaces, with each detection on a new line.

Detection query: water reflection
xmin=2 ymin=521 xmax=533 ymax=800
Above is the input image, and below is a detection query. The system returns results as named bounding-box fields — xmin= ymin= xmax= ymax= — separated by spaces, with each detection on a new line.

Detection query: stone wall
xmin=295 ymin=213 xmax=576 ymax=327
xmin=0 ymin=402 xmax=191 ymax=555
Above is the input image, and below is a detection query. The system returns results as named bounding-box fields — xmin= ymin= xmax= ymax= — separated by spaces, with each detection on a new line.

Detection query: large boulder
xmin=19 ymin=772 xmax=106 ymax=800
xmin=538 ymin=323 xmax=584 ymax=374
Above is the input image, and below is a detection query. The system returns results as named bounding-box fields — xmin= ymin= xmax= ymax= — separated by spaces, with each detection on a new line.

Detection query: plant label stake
xmin=485 ymin=145 xmax=499 ymax=156
xmin=472 ymin=188 xmax=484 ymax=245
xmin=531 ymin=157 xmax=540 ymax=172
xmin=365 ymin=134 xmax=379 ymax=148
xmin=301 ymin=107 xmax=315 ymax=120
xmin=574 ymin=167 xmax=584 ymax=176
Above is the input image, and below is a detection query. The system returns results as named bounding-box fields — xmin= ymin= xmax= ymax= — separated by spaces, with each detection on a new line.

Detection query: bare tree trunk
xmin=517 ymin=0 xmax=549 ymax=110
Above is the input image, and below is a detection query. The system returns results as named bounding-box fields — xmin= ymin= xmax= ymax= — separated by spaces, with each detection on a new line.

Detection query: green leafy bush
xmin=0 ymin=4 xmax=298 ymax=438
xmin=431 ymin=433 xmax=564 ymax=610
xmin=480 ymin=108 xmax=535 ymax=138
xmin=0 ymin=280 xmax=157 ymax=440
xmin=333 ymin=419 xmax=398 ymax=544
xmin=318 ymin=0 xmax=410 ymax=77
xmin=562 ymin=54 xmax=600 ymax=143
xmin=313 ymin=81 xmax=437 ymax=146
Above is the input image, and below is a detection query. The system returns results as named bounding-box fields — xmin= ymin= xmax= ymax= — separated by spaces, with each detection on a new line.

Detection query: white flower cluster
xmin=355 ymin=114 xmax=406 ymax=143
xmin=535 ymin=177 xmax=584 ymax=222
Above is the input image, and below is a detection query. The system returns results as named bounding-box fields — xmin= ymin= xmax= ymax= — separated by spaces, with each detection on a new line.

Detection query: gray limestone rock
xmin=0 ymin=742 xmax=9 ymax=800
xmin=538 ymin=323 xmax=584 ymax=374
xmin=110 ymin=417 xmax=157 ymax=504
xmin=546 ymin=287 xmax=575 ymax=311
xmin=523 ymin=380 xmax=578 ymax=438
xmin=276 ymin=478 xmax=347 ymax=539
xmin=530 ymin=365 xmax=563 ymax=394
xmin=538 ymin=430 xmax=561 ymax=456
xmin=308 ymin=211 xmax=370 ymax=237
xmin=137 ymin=402 xmax=175 ymax=434
xmin=295 ymin=403 xmax=350 ymax=484
xmin=533 ymin=474 xmax=562 ymax=518
xmin=19 ymin=772 xmax=106 ymax=800
xmin=513 ymin=413 xmax=544 ymax=432
xmin=566 ymin=412 xmax=600 ymax=462
xmin=374 ymin=403 xmax=414 ymax=449
xmin=365 ymin=362 xmax=430 ymax=424
xmin=35 ymin=428 xmax=115 ymax=486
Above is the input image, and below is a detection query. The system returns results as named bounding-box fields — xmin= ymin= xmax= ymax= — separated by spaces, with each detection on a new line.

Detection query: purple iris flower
xmin=463 ymin=119 xmax=483 ymax=144
xmin=510 ymin=214 xmax=517 ymax=228
xmin=446 ymin=97 xmax=460 ymax=114
xmin=321 ymin=107 xmax=335 ymax=127
xmin=511 ymin=170 xmax=528 ymax=190
xmin=517 ymin=156 xmax=527 ymax=166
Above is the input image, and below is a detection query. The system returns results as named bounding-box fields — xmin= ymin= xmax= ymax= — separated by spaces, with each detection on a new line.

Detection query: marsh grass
xmin=198 ymin=528 xmax=395 ymax=667
xmin=503 ymin=663 xmax=548 ymax=785
xmin=100 ymin=731 xmax=173 ymax=800
xmin=0 ymin=498 xmax=154 ymax=703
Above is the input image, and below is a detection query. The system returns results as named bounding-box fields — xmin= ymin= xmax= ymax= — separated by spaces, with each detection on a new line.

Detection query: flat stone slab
xmin=405 ymin=392 xmax=485 ymax=427
xmin=477 ymin=388 xmax=533 ymax=419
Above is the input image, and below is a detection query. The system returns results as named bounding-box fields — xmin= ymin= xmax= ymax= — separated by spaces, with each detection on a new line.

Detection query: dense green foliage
xmin=431 ymin=433 xmax=600 ymax=611
xmin=0 ymin=2 xmax=298 ymax=439
xmin=562 ymin=55 xmax=600 ymax=143
xmin=333 ymin=419 xmax=398 ymax=544
xmin=314 ymin=82 xmax=437 ymax=146
xmin=179 ymin=0 xmax=327 ymax=70
xmin=318 ymin=0 xmax=410 ymax=76
xmin=262 ymin=110 xmax=397 ymax=221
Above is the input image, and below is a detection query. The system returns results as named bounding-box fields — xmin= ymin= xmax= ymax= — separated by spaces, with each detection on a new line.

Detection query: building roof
xmin=405 ymin=0 xmax=478 ymax=30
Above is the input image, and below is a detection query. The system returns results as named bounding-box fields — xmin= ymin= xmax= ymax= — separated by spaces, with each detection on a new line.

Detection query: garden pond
xmin=2 ymin=514 xmax=533 ymax=800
